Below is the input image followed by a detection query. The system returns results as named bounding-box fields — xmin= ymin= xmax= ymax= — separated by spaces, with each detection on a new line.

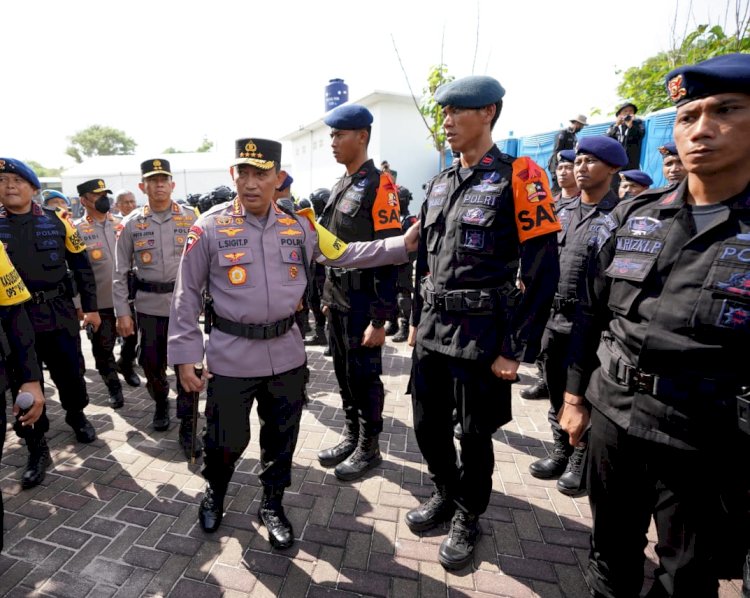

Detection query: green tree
xmin=419 ymin=65 xmax=455 ymax=167
xmin=66 ymin=125 xmax=136 ymax=163
xmin=25 ymin=160 xmax=62 ymax=178
xmin=616 ymin=22 xmax=750 ymax=114
xmin=163 ymin=137 xmax=214 ymax=154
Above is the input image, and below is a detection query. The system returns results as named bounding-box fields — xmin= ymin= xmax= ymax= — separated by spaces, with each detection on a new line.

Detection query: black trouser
xmin=201 ymin=366 xmax=306 ymax=492
xmin=309 ymin=265 xmax=326 ymax=328
xmin=587 ymin=407 xmax=750 ymax=598
xmin=411 ymin=346 xmax=512 ymax=515
xmin=91 ymin=308 xmax=121 ymax=393
xmin=1 ymin=386 xmax=6 ymax=552
xmin=11 ymin=325 xmax=88 ymax=440
xmin=118 ymin=307 xmax=138 ymax=367
xmin=329 ymin=309 xmax=384 ymax=436
xmin=137 ymin=313 xmax=192 ymax=418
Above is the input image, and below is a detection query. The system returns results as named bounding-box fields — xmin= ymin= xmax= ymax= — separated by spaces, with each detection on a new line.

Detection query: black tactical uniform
xmin=568 ymin=180 xmax=750 ymax=596
xmin=385 ymin=186 xmax=417 ymax=343
xmin=0 ymin=202 xmax=98 ymax=460
xmin=318 ymin=158 xmax=401 ymax=479
xmin=528 ymin=191 xmax=619 ymax=495
xmin=304 ymin=189 xmax=331 ymax=346
xmin=411 ymin=146 xmax=559 ymax=522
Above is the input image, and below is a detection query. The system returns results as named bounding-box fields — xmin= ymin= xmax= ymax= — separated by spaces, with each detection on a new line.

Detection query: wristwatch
xmin=370 ymin=319 xmax=385 ymax=329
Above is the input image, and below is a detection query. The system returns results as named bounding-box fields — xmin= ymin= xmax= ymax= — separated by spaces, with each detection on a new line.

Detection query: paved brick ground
xmin=0 ymin=333 xmax=744 ymax=597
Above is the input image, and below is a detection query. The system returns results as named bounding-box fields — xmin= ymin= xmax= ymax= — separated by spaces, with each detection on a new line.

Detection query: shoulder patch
xmin=371 ymin=172 xmax=402 ymax=232
xmin=511 ymin=157 xmax=561 ymax=243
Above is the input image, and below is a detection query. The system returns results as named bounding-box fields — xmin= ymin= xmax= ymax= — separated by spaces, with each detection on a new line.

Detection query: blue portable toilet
xmin=325 ymin=79 xmax=349 ymax=112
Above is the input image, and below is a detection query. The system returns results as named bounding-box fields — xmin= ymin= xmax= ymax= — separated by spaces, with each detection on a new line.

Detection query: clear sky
xmin=2 ymin=0 xmax=728 ymax=168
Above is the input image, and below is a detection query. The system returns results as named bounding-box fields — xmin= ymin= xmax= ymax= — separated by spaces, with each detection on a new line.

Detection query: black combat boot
xmin=22 ymin=436 xmax=52 ymax=489
xmin=198 ymin=485 xmax=225 ymax=533
xmin=391 ymin=318 xmax=409 ymax=343
xmin=384 ymin=319 xmax=398 ymax=336
xmin=529 ymin=436 xmax=570 ymax=480
xmin=65 ymin=411 xmax=96 ymax=443
xmin=105 ymin=377 xmax=125 ymax=410
xmin=438 ymin=510 xmax=482 ymax=571
xmin=116 ymin=359 xmax=141 ymax=387
xmin=318 ymin=424 xmax=358 ymax=467
xmin=334 ymin=433 xmax=382 ymax=481
xmin=405 ymin=485 xmax=455 ymax=533
xmin=179 ymin=417 xmax=202 ymax=461
xmin=304 ymin=325 xmax=327 ymax=346
xmin=153 ymin=399 xmax=170 ymax=431
xmin=258 ymin=487 xmax=294 ymax=549
xmin=520 ymin=378 xmax=549 ymax=400
xmin=557 ymin=444 xmax=587 ymax=497
xmin=323 ymin=344 xmax=332 ymax=357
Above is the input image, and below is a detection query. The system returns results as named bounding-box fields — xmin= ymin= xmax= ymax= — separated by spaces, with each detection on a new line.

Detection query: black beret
xmin=323 ymin=104 xmax=373 ymax=130
xmin=576 ymin=136 xmax=628 ymax=168
xmin=619 ymin=170 xmax=653 ymax=187
xmin=232 ymin=138 xmax=281 ymax=171
xmin=141 ymin=159 xmax=172 ymax=178
xmin=666 ymin=53 xmax=750 ymax=106
xmin=77 ymin=178 xmax=111 ymax=195
xmin=434 ymin=75 xmax=505 ymax=107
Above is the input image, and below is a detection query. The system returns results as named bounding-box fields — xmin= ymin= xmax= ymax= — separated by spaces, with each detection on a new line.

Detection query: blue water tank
xmin=325 ymin=78 xmax=349 ymax=112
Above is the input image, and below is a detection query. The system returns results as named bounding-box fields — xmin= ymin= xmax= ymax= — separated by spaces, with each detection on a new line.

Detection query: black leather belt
xmin=213 ymin=314 xmax=296 ymax=340
xmin=135 ymin=279 xmax=175 ymax=294
xmin=30 ymin=285 xmax=65 ymax=304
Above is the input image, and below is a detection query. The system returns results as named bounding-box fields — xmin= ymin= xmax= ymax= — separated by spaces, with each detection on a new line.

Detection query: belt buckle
xmin=632 ymin=369 xmax=656 ymax=394
xmin=444 ymin=293 xmax=463 ymax=311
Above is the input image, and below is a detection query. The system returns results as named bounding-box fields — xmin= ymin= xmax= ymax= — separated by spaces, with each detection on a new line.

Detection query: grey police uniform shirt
xmin=74 ymin=212 xmax=120 ymax=310
xmin=113 ymin=201 xmax=197 ymax=318
xmin=167 ymin=199 xmax=408 ymax=378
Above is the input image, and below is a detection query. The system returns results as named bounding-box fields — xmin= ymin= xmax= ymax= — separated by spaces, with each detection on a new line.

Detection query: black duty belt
xmin=552 ymin=295 xmax=578 ymax=314
xmin=30 ymin=285 xmax=65 ymax=304
xmin=597 ymin=336 xmax=738 ymax=399
xmin=135 ymin=279 xmax=175 ymax=294
xmin=421 ymin=285 xmax=519 ymax=314
xmin=213 ymin=314 xmax=296 ymax=340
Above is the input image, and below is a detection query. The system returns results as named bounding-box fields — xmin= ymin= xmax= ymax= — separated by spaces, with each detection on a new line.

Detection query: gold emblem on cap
xmin=668 ymin=74 xmax=687 ymax=102
xmin=153 ymin=159 xmax=162 ymax=169
xmin=97 ymin=180 xmax=105 ymax=189
xmin=244 ymin=141 xmax=257 ymax=153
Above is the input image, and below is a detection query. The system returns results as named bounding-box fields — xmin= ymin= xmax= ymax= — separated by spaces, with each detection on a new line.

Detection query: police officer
xmin=75 ymin=178 xmax=126 ymax=408
xmin=0 ymin=242 xmax=45 ymax=552
xmin=658 ymin=141 xmax=687 ymax=186
xmin=168 ymin=138 xmax=411 ymax=549
xmin=113 ymin=159 xmax=198 ymax=456
xmin=384 ymin=185 xmax=417 ymax=343
xmin=316 ymin=104 xmax=402 ymax=481
xmin=42 ymin=190 xmax=71 ymax=213
xmin=618 ymin=169 xmax=653 ymax=200
xmin=559 ymin=53 xmax=750 ymax=597
xmin=304 ymin=188 xmax=331 ymax=346
xmin=528 ymin=137 xmax=627 ymax=498
xmin=0 ymin=158 xmax=99 ymax=489
xmin=405 ymin=76 xmax=560 ymax=570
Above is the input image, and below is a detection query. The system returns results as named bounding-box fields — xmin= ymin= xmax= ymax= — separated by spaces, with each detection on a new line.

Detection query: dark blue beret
xmin=658 ymin=142 xmax=678 ymax=157
xmin=619 ymin=170 xmax=653 ymax=187
xmin=434 ymin=75 xmax=505 ymax=107
xmin=0 ymin=157 xmax=41 ymax=189
xmin=666 ymin=53 xmax=750 ymax=106
xmin=576 ymin=136 xmax=628 ymax=168
xmin=323 ymin=104 xmax=373 ymax=130
xmin=277 ymin=173 xmax=294 ymax=192
xmin=558 ymin=149 xmax=576 ymax=163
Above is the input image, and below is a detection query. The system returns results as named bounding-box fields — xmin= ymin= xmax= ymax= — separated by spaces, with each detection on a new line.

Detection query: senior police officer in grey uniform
xmin=316 ymin=104 xmax=403 ymax=482
xmin=0 ymin=158 xmax=99 ymax=490
xmin=559 ymin=53 xmax=750 ymax=598
xmin=75 ymin=178 xmax=126 ymax=409
xmin=406 ymin=76 xmax=560 ymax=570
xmin=114 ymin=159 xmax=198 ymax=454
xmin=168 ymin=138 xmax=412 ymax=550
xmin=528 ymin=137 xmax=627 ymax=498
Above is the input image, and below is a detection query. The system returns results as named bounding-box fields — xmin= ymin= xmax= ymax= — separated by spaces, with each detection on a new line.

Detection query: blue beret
xmin=42 ymin=190 xmax=71 ymax=207
xmin=619 ymin=170 xmax=653 ymax=187
xmin=576 ymin=136 xmax=628 ymax=168
xmin=277 ymin=173 xmax=294 ymax=192
xmin=434 ymin=75 xmax=505 ymax=107
xmin=558 ymin=149 xmax=576 ymax=163
xmin=0 ymin=157 xmax=41 ymax=189
xmin=666 ymin=53 xmax=750 ymax=106
xmin=658 ymin=142 xmax=678 ymax=157
xmin=323 ymin=104 xmax=373 ymax=130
